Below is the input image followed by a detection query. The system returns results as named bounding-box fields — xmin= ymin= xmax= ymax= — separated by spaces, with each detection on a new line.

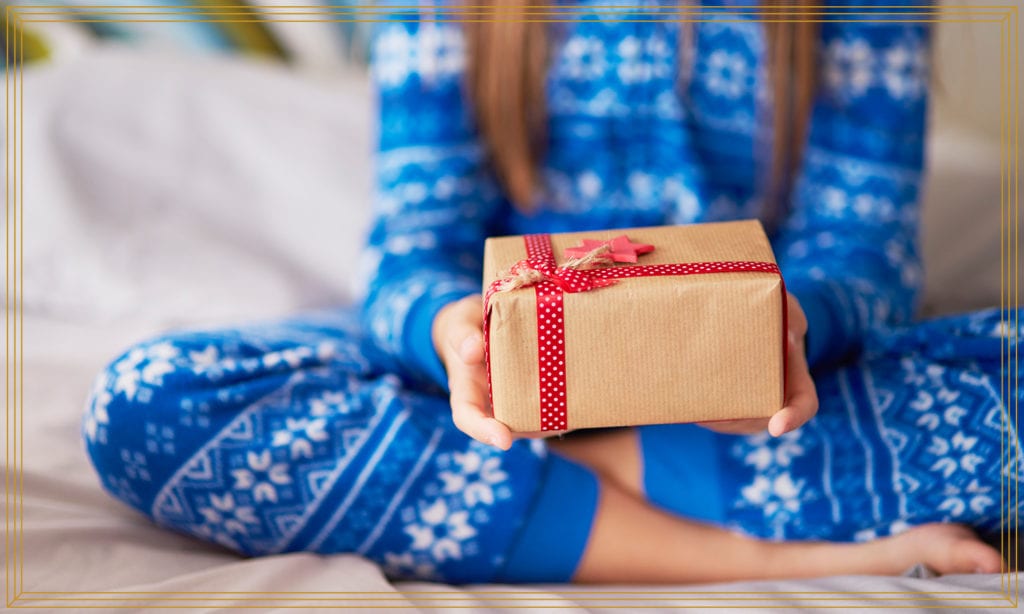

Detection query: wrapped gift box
xmin=482 ymin=220 xmax=786 ymax=432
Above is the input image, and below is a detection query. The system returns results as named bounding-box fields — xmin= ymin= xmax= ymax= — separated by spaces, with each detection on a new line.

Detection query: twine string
xmin=562 ymin=243 xmax=613 ymax=269
xmin=493 ymin=267 xmax=547 ymax=293
xmin=493 ymin=242 xmax=612 ymax=293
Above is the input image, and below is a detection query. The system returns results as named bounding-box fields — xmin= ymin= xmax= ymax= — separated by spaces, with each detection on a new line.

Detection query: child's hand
xmin=434 ymin=295 xmax=558 ymax=450
xmin=698 ymin=294 xmax=818 ymax=437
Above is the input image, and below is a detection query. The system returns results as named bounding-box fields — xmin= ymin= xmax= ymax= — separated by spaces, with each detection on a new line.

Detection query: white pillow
xmin=22 ymin=47 xmax=373 ymax=329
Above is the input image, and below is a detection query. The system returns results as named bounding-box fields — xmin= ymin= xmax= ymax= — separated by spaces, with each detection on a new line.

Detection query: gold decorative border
xmin=2 ymin=2 xmax=1019 ymax=609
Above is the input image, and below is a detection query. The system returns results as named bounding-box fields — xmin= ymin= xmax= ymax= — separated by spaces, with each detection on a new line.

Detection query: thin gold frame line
xmin=10 ymin=5 xmax=1008 ymax=8
xmin=3 ymin=3 xmax=8 ymax=610
xmin=1003 ymin=6 xmax=1011 ymax=597
xmin=20 ymin=589 xmax=1009 ymax=595
xmin=1005 ymin=6 xmax=1011 ymax=602
xmin=7 ymin=12 xmax=14 ymax=601
xmin=5 ymin=604 xmax=1021 ymax=610
xmin=2 ymin=3 xmax=1015 ymax=609
xmin=1000 ymin=8 xmax=1005 ymax=598
xmin=1002 ymin=0 xmax=1014 ymax=581
xmin=1006 ymin=6 xmax=1011 ymax=595
xmin=16 ymin=19 xmax=1012 ymax=25
xmin=11 ymin=591 xmax=1012 ymax=600
xmin=12 ymin=601 xmax=1018 ymax=609
xmin=12 ymin=9 xmax=1008 ymax=18
xmin=9 ymin=5 xmax=1013 ymax=19
xmin=7 ymin=5 xmax=1014 ymax=606
xmin=3 ymin=8 xmax=1012 ymax=18
xmin=5 ymin=4 xmax=15 ymax=609
xmin=6 ymin=6 xmax=1015 ymax=609
xmin=10 ymin=7 xmax=1011 ymax=14
xmin=14 ymin=11 xmax=1012 ymax=20
xmin=14 ymin=597 xmax=1007 ymax=601
xmin=999 ymin=6 xmax=1021 ymax=604
xmin=14 ymin=597 xmax=1015 ymax=601
xmin=14 ymin=595 xmax=1010 ymax=600
xmin=1014 ymin=4 xmax=1020 ymax=604
xmin=9 ymin=4 xmax=1011 ymax=15
xmin=10 ymin=9 xmax=20 ymax=604
xmin=5 ymin=601 xmax=1023 ymax=609
xmin=17 ymin=9 xmax=23 ymax=599
xmin=3 ymin=3 xmax=10 ymax=605
xmin=6 ymin=8 xmax=1007 ymax=597
xmin=10 ymin=5 xmax=17 ymax=605
xmin=1002 ymin=8 xmax=1009 ymax=601
xmin=8 ymin=4 xmax=1017 ymax=9
xmin=1010 ymin=5 xmax=1018 ymax=600
xmin=1013 ymin=3 xmax=1020 ymax=604
xmin=11 ymin=5 xmax=18 ymax=603
xmin=1003 ymin=4 xmax=1011 ymax=585
xmin=16 ymin=589 xmax=1007 ymax=593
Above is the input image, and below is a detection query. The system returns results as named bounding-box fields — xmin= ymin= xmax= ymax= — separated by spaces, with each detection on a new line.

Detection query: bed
xmin=12 ymin=47 xmax=1018 ymax=611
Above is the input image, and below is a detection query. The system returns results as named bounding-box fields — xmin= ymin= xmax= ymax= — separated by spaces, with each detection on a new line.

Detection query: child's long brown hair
xmin=463 ymin=2 xmax=820 ymax=217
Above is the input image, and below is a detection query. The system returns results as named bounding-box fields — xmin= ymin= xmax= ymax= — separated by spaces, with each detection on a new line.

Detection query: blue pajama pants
xmin=83 ymin=306 xmax=1023 ymax=584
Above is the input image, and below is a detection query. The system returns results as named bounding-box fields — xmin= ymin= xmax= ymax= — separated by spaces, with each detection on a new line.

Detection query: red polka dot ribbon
xmin=483 ymin=234 xmax=788 ymax=431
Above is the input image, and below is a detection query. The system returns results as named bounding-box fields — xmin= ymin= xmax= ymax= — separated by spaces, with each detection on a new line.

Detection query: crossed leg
xmin=551 ymin=430 xmax=1002 ymax=582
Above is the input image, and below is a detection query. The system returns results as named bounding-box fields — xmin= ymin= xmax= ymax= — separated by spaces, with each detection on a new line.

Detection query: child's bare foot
xmin=875 ymin=523 xmax=1003 ymax=575
xmin=762 ymin=523 xmax=1003 ymax=580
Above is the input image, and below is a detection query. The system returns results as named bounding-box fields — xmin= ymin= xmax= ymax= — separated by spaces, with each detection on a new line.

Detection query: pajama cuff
xmin=405 ymin=288 xmax=477 ymax=391
xmin=497 ymin=454 xmax=599 ymax=583
xmin=638 ymin=423 xmax=725 ymax=524
xmin=786 ymin=279 xmax=849 ymax=369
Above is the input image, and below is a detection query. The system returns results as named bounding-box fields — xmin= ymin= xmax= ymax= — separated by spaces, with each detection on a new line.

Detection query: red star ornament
xmin=563 ymin=234 xmax=655 ymax=263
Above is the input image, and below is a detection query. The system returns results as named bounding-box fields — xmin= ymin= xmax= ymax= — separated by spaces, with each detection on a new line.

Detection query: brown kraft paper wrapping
xmin=482 ymin=220 xmax=785 ymax=433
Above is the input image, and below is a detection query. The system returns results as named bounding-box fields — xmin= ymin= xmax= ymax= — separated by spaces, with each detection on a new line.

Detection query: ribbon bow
xmin=490 ymin=256 xmax=618 ymax=295
xmin=488 ymin=234 xmax=649 ymax=297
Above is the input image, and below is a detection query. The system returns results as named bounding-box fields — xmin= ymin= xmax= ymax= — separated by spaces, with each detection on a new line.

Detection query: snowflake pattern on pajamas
xmin=84 ymin=310 xmax=548 ymax=583
xmin=83 ymin=2 xmax=1020 ymax=585
xmin=714 ymin=310 xmax=1021 ymax=543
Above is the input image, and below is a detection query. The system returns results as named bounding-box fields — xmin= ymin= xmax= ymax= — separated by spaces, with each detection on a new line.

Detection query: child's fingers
xmin=697 ymin=418 xmax=770 ymax=435
xmin=453 ymin=332 xmax=485 ymax=366
xmin=444 ymin=309 xmax=485 ymax=367
xmin=444 ymin=326 xmax=512 ymax=449
xmin=462 ymin=336 xmax=485 ymax=364
xmin=769 ymin=388 xmax=816 ymax=436
xmin=434 ymin=294 xmax=512 ymax=449
xmin=769 ymin=330 xmax=818 ymax=437
xmin=448 ymin=365 xmax=511 ymax=449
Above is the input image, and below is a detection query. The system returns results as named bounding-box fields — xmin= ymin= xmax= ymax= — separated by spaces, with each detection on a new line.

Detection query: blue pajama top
xmin=359 ymin=1 xmax=929 ymax=388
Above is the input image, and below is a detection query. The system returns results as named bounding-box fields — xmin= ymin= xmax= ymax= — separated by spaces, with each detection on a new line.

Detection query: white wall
xmin=918 ymin=16 xmax=1021 ymax=315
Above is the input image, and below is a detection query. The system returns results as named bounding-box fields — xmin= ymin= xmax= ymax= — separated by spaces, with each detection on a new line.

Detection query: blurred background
xmin=5 ymin=2 xmax=1021 ymax=338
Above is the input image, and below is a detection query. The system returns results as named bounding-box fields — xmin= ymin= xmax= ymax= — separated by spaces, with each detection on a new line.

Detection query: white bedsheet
xmin=10 ymin=49 xmax=1017 ymax=611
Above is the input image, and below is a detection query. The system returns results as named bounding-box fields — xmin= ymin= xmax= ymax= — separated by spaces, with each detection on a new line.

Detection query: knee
xmin=82 ymin=337 xmax=191 ymax=511
xmin=83 ymin=337 xmax=189 ymax=434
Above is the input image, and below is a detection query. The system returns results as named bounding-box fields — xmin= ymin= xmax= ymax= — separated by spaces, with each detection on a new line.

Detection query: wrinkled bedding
xmin=12 ymin=49 xmax=1016 ymax=611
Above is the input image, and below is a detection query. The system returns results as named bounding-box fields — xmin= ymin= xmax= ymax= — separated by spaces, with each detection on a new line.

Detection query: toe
xmin=945 ymin=534 xmax=1003 ymax=574
xmin=964 ymin=541 xmax=1003 ymax=574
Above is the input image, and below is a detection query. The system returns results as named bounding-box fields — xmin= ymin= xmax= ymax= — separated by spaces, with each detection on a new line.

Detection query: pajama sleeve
xmin=360 ymin=17 xmax=505 ymax=388
xmin=774 ymin=15 xmax=931 ymax=368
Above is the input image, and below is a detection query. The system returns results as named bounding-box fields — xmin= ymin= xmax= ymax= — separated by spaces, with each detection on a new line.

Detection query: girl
xmin=84 ymin=1 xmax=1016 ymax=585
